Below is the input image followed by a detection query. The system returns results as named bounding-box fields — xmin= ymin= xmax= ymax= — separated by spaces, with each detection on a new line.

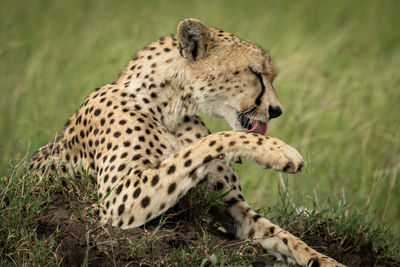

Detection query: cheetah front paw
xmin=263 ymin=138 xmax=305 ymax=174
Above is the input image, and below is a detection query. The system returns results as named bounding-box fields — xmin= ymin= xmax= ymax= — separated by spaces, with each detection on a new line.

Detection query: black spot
xmin=215 ymin=181 xmax=224 ymax=190
xmin=159 ymin=203 xmax=166 ymax=210
xmin=114 ymin=132 xmax=121 ymax=138
xmin=110 ymin=155 xmax=116 ymax=162
xmin=123 ymin=141 xmax=131 ymax=147
xmin=216 ymin=146 xmax=223 ymax=152
xmin=151 ymin=175 xmax=159 ymax=186
xmin=126 ymin=128 xmax=133 ymax=134
xmin=128 ymin=216 xmax=135 ymax=225
xmin=118 ymin=164 xmax=126 ymax=172
xmin=209 ymin=140 xmax=216 ymax=146
xmin=269 ymin=226 xmax=275 ymax=234
xmin=119 ymin=120 xmax=127 ymax=125
xmin=132 ymin=154 xmax=142 ymax=161
xmin=167 ymin=183 xmax=176 ymax=194
xmin=118 ymin=204 xmax=125 ymax=215
xmin=76 ymin=115 xmax=82 ymax=125
xmin=141 ymin=196 xmax=150 ymax=208
xmin=229 ymin=141 xmax=236 ymax=146
xmin=184 ymin=159 xmax=192 ymax=167
xmin=203 ymin=155 xmax=213 ymax=164
xmin=133 ymin=188 xmax=141 ymax=199
xmin=94 ymin=109 xmax=101 ymax=116
xmin=116 ymin=184 xmax=123 ymax=195
xmin=225 ymin=198 xmax=238 ymax=206
xmin=253 ymin=214 xmax=261 ymax=222
xmin=283 ymin=238 xmax=288 ymax=245
xmin=167 ymin=165 xmax=176 ymax=174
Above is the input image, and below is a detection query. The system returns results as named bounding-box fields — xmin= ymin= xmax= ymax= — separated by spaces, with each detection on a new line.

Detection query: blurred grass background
xmin=1 ymin=0 xmax=399 ymax=238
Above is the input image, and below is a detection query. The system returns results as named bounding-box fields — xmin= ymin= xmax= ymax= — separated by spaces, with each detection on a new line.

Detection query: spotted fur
xmin=30 ymin=19 xmax=344 ymax=266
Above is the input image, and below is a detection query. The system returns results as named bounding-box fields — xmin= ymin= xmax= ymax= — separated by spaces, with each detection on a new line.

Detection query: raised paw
xmin=261 ymin=137 xmax=305 ymax=174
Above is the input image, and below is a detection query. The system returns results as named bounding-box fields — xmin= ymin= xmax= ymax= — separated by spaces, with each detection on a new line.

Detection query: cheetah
xmin=30 ymin=19 xmax=344 ymax=266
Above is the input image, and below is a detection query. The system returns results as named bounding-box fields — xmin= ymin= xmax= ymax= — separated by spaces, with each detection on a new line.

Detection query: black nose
xmin=268 ymin=105 xmax=282 ymax=119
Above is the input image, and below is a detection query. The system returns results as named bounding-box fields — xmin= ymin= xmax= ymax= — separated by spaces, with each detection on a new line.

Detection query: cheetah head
xmin=177 ymin=19 xmax=282 ymax=135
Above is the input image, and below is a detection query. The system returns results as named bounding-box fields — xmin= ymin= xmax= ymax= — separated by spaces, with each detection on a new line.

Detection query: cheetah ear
xmin=177 ymin=18 xmax=211 ymax=61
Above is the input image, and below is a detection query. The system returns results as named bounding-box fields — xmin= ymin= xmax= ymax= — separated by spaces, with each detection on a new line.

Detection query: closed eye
xmin=249 ymin=67 xmax=265 ymax=106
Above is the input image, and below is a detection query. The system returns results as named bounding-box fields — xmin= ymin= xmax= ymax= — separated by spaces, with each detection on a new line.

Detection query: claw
xmin=282 ymin=162 xmax=294 ymax=173
xmin=298 ymin=162 xmax=305 ymax=172
xmin=234 ymin=157 xmax=242 ymax=164
xmin=307 ymin=256 xmax=320 ymax=267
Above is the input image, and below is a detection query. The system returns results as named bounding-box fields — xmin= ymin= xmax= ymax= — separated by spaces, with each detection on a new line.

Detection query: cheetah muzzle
xmin=30 ymin=18 xmax=345 ymax=267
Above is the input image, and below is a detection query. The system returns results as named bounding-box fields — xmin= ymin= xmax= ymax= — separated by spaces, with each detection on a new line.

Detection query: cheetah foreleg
xmin=116 ymin=131 xmax=304 ymax=228
xmin=226 ymin=200 xmax=345 ymax=266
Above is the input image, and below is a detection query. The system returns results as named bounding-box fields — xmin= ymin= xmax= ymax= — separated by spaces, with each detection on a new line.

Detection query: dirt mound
xmin=35 ymin=192 xmax=274 ymax=266
xmin=35 ymin=192 xmax=398 ymax=266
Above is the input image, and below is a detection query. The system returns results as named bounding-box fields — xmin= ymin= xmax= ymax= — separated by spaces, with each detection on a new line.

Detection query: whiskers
xmin=237 ymin=106 xmax=256 ymax=129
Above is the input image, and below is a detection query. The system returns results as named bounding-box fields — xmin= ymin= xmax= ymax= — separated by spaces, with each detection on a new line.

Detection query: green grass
xmin=0 ymin=0 xmax=399 ymax=250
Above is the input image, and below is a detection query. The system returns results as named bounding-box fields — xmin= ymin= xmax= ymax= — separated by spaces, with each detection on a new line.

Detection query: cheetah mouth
xmin=246 ymin=120 xmax=267 ymax=135
xmin=238 ymin=112 xmax=268 ymax=135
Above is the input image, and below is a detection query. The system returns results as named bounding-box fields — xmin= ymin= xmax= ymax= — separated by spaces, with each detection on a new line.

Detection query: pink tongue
xmin=246 ymin=120 xmax=268 ymax=135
